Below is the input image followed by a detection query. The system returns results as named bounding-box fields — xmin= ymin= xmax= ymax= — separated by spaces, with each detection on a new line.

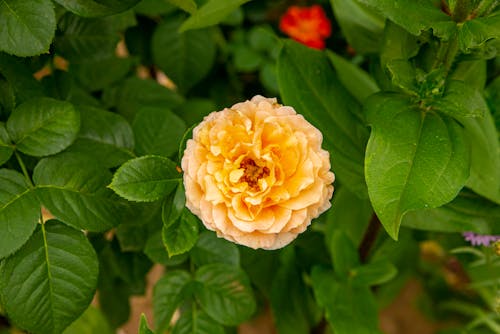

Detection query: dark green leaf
xmin=311 ymin=267 xmax=381 ymax=334
xmin=459 ymin=13 xmax=500 ymax=52
xmin=179 ymin=0 xmax=251 ymax=32
xmin=63 ymin=306 xmax=114 ymax=334
xmin=0 ymin=0 xmax=56 ymax=57
xmin=190 ymin=231 xmax=239 ymax=267
xmin=0 ymin=221 xmax=98 ymax=334
xmin=330 ymin=230 xmax=360 ymax=278
xmin=0 ymin=169 xmax=39 ymax=259
xmin=65 ymin=105 xmax=135 ymax=168
xmin=7 ymin=97 xmax=80 ymax=157
xmin=233 ymin=45 xmax=263 ymax=72
xmin=134 ymin=0 xmax=177 ymax=15
xmin=381 ymin=20 xmax=422 ymax=66
xmin=152 ymin=17 xmax=216 ymax=92
xmin=110 ymin=155 xmax=181 ymax=202
xmin=0 ymin=53 xmax=44 ymax=105
xmin=365 ymin=93 xmax=470 ymax=239
xmin=166 ymin=0 xmax=197 ymax=14
xmin=133 ymin=107 xmax=186 ymax=157
xmin=350 ymin=259 xmax=397 ymax=287
xmin=153 ymin=270 xmax=192 ymax=333
xmin=0 ymin=123 xmax=13 ymax=165
xmin=277 ymin=40 xmax=369 ymax=197
xmin=194 ymin=263 xmax=256 ymax=326
xmin=162 ymin=183 xmax=186 ymax=228
xmin=34 ymin=153 xmax=123 ymax=231
xmin=330 ymin=0 xmax=385 ymax=53
xmin=54 ymin=0 xmax=141 ymax=17
xmin=162 ymin=208 xmax=199 ymax=257
xmin=139 ymin=314 xmax=155 ymax=334
xmin=171 ymin=309 xmax=225 ymax=334
xmin=357 ymin=0 xmax=456 ymax=38
xmin=116 ymin=224 xmax=147 ymax=251
xmin=248 ymin=25 xmax=277 ymax=52
xmin=72 ymin=57 xmax=134 ymax=92
xmin=144 ymin=233 xmax=189 ymax=266
xmin=174 ymin=98 xmax=215 ymax=127
xmin=432 ymin=80 xmax=489 ymax=118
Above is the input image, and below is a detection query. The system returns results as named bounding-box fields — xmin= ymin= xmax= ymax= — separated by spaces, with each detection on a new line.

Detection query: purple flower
xmin=463 ymin=232 xmax=500 ymax=247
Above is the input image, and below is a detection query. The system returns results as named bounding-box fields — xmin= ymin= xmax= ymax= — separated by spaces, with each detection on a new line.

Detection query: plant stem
xmin=452 ymin=0 xmax=472 ymax=21
xmin=359 ymin=214 xmax=381 ymax=263
xmin=15 ymin=151 xmax=34 ymax=189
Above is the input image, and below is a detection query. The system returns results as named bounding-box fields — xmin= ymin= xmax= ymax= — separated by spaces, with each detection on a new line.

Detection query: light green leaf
xmin=194 ymin=263 xmax=256 ymax=326
xmin=63 ymin=306 xmax=113 ymax=334
xmin=139 ymin=314 xmax=155 ymax=334
xmin=311 ymin=267 xmax=381 ymax=334
xmin=330 ymin=230 xmax=360 ymax=279
xmin=110 ymin=155 xmax=181 ymax=202
xmin=330 ymin=0 xmax=385 ymax=53
xmin=6 ymin=97 xmax=79 ymax=157
xmin=0 ymin=220 xmax=98 ymax=334
xmin=402 ymin=189 xmax=500 ymax=234
xmin=162 ymin=208 xmax=199 ymax=257
xmin=327 ymin=51 xmax=379 ymax=102
xmin=450 ymin=60 xmax=487 ymax=91
xmin=166 ymin=0 xmax=197 ymax=14
xmin=162 ymin=183 xmax=186 ymax=228
xmin=152 ymin=16 xmax=216 ymax=92
xmin=365 ymin=93 xmax=470 ymax=239
xmin=350 ymin=259 xmax=398 ymax=287
xmin=66 ymin=105 xmax=134 ymax=168
xmin=179 ymin=0 xmax=251 ymax=32
xmin=171 ymin=309 xmax=225 ymax=334
xmin=0 ymin=169 xmax=39 ymax=259
xmin=133 ymin=107 xmax=186 ymax=157
xmin=0 ymin=0 xmax=56 ymax=57
xmin=190 ymin=231 xmax=239 ymax=267
xmin=278 ymin=40 xmax=369 ymax=197
xmin=34 ymin=153 xmax=123 ymax=232
xmin=459 ymin=13 xmax=500 ymax=52
xmin=53 ymin=0 xmax=141 ymax=17
xmin=0 ymin=123 xmax=13 ymax=165
xmin=432 ymin=80 xmax=489 ymax=118
xmin=153 ymin=270 xmax=192 ymax=333
xmin=174 ymin=98 xmax=215 ymax=127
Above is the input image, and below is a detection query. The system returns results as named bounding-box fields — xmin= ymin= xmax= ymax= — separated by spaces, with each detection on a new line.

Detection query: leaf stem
xmin=359 ymin=214 xmax=382 ymax=263
xmin=15 ymin=151 xmax=34 ymax=189
xmin=452 ymin=0 xmax=472 ymax=21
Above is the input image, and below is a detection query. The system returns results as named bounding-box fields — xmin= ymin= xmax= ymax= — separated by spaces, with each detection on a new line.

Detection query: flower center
xmin=239 ymin=158 xmax=270 ymax=190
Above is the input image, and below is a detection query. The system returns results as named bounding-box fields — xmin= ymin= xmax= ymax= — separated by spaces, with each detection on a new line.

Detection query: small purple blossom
xmin=463 ymin=232 xmax=500 ymax=247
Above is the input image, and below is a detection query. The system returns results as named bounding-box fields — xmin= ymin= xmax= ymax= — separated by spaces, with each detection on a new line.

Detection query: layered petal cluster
xmin=181 ymin=96 xmax=334 ymax=250
xmin=279 ymin=5 xmax=332 ymax=49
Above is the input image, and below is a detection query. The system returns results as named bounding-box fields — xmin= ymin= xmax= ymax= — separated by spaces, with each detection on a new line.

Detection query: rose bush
xmin=182 ymin=95 xmax=334 ymax=249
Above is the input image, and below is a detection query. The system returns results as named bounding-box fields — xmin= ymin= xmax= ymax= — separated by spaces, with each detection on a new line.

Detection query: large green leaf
xmin=190 ymin=231 xmax=239 ymax=267
xmin=110 ymin=155 xmax=181 ymax=202
xmin=179 ymin=0 xmax=251 ymax=32
xmin=152 ymin=16 xmax=216 ymax=92
xmin=71 ymin=56 xmax=134 ymax=92
xmin=357 ymin=0 xmax=456 ymax=39
xmin=0 ymin=123 xmax=13 ymax=166
xmin=432 ymin=80 xmax=489 ymax=118
xmin=365 ymin=93 xmax=470 ymax=239
xmin=171 ymin=309 xmax=225 ymax=334
xmin=133 ymin=107 xmax=186 ymax=157
xmin=329 ymin=0 xmax=385 ymax=53
xmin=194 ymin=263 xmax=256 ymax=326
xmin=0 ymin=220 xmax=98 ymax=334
xmin=33 ymin=153 xmax=123 ymax=232
xmin=66 ymin=105 xmax=135 ymax=168
xmin=162 ymin=208 xmax=199 ymax=257
xmin=0 ymin=0 xmax=56 ymax=57
xmin=63 ymin=306 xmax=114 ymax=334
xmin=166 ymin=0 xmax=197 ymax=13
xmin=6 ymin=97 xmax=80 ymax=157
xmin=54 ymin=0 xmax=141 ymax=17
xmin=0 ymin=53 xmax=44 ymax=105
xmin=311 ymin=267 xmax=381 ymax=334
xmin=350 ymin=259 xmax=397 ymax=287
xmin=277 ymin=40 xmax=369 ymax=197
xmin=0 ymin=169 xmax=39 ymax=259
xmin=459 ymin=12 xmax=500 ymax=52
xmin=153 ymin=270 xmax=192 ymax=333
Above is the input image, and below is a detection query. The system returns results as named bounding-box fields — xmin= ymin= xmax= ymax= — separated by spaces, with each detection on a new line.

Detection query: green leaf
xmin=365 ymin=93 xmax=470 ymax=239
xmin=180 ymin=0 xmax=251 ymax=32
xmin=65 ymin=105 xmax=135 ymax=168
xmin=432 ymin=80 xmax=489 ymax=118
xmin=174 ymin=98 xmax=215 ymax=127
xmin=152 ymin=16 xmax=216 ymax=92
xmin=145 ymin=233 xmax=188 ymax=265
xmin=402 ymin=189 xmax=500 ymax=234
xmin=0 ymin=220 xmax=98 ymax=334
xmin=72 ymin=57 xmax=133 ymax=92
xmin=0 ymin=169 xmax=39 ymax=259
xmin=138 ymin=314 xmax=154 ymax=334
xmin=103 ymin=77 xmax=184 ymax=121
xmin=357 ymin=0 xmax=456 ymax=39
xmin=327 ymin=51 xmax=379 ymax=102
xmin=330 ymin=230 xmax=360 ymax=278
xmin=329 ymin=0 xmax=385 ymax=53
xmin=450 ymin=60 xmax=487 ymax=91
xmin=311 ymin=267 xmax=381 ymax=334
xmin=194 ymin=263 xmax=256 ymax=326
xmin=277 ymin=40 xmax=369 ymax=197
xmin=233 ymin=45 xmax=263 ymax=72
xmin=0 ymin=123 xmax=13 ymax=166
xmin=54 ymin=0 xmax=141 ymax=17
xmin=0 ymin=53 xmax=44 ymax=105
xmin=190 ymin=231 xmax=239 ymax=267
xmin=116 ymin=224 xmax=147 ymax=251
xmin=63 ymin=306 xmax=114 ymax=334
xmin=162 ymin=208 xmax=199 ymax=257
xmin=33 ymin=153 xmax=123 ymax=232
xmin=350 ymin=259 xmax=397 ymax=287
xmin=110 ymin=155 xmax=181 ymax=202
xmin=166 ymin=0 xmax=197 ymax=14
xmin=133 ymin=107 xmax=186 ymax=157
xmin=162 ymin=183 xmax=186 ymax=228
xmin=459 ymin=13 xmax=500 ymax=52
xmin=6 ymin=97 xmax=80 ymax=157
xmin=0 ymin=0 xmax=56 ymax=57
xmin=171 ymin=309 xmax=225 ymax=334
xmin=153 ymin=270 xmax=192 ymax=333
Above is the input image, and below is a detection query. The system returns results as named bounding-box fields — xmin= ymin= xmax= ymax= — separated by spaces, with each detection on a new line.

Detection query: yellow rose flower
xmin=181 ymin=96 xmax=335 ymax=250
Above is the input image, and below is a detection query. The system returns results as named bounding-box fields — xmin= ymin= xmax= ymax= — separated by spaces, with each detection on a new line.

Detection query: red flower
xmin=279 ymin=5 xmax=332 ymax=49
